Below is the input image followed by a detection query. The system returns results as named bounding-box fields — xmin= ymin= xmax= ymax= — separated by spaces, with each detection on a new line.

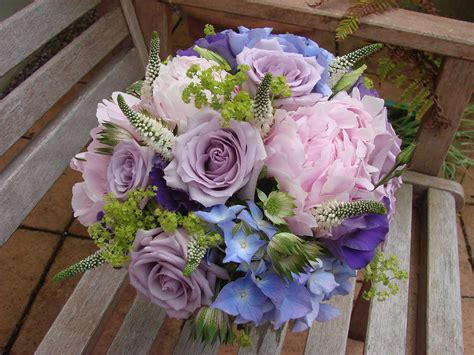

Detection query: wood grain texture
xmin=120 ymin=0 xmax=149 ymax=68
xmin=425 ymin=188 xmax=463 ymax=354
xmin=164 ymin=0 xmax=474 ymax=60
xmin=0 ymin=0 xmax=101 ymax=76
xmin=403 ymin=170 xmax=464 ymax=210
xmin=172 ymin=321 xmax=219 ymax=355
xmin=0 ymin=49 xmax=143 ymax=245
xmin=364 ymin=185 xmax=413 ymax=355
xmin=410 ymin=58 xmax=474 ymax=176
xmin=304 ymin=279 xmax=356 ymax=355
xmin=107 ymin=295 xmax=166 ymax=355
xmin=0 ymin=8 xmax=129 ymax=156
xmin=35 ymin=266 xmax=128 ymax=355
xmin=239 ymin=322 xmax=288 ymax=355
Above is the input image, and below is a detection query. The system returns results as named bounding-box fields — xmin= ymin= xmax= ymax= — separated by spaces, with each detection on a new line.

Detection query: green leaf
xmin=256 ymin=189 xmax=268 ymax=203
xmin=332 ymin=64 xmax=367 ymax=94
xmin=193 ymin=45 xmax=231 ymax=71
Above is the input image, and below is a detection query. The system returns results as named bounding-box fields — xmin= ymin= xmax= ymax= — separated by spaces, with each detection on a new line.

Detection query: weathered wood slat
xmin=304 ymin=279 xmax=356 ymax=355
xmin=120 ymin=0 xmax=149 ymax=68
xmin=167 ymin=0 xmax=474 ymax=60
xmin=0 ymin=7 xmax=129 ymax=156
xmin=403 ymin=171 xmax=464 ymax=210
xmin=35 ymin=266 xmax=128 ymax=355
xmin=0 ymin=49 xmax=143 ymax=245
xmin=410 ymin=58 xmax=474 ymax=176
xmin=0 ymin=0 xmax=101 ymax=77
xmin=107 ymin=295 xmax=166 ymax=355
xmin=425 ymin=188 xmax=463 ymax=354
xmin=239 ymin=322 xmax=288 ymax=355
xmin=364 ymin=184 xmax=413 ymax=355
xmin=172 ymin=321 xmax=219 ymax=355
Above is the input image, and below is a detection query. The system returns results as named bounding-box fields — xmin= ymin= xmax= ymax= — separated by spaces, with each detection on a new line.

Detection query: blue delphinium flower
xmin=322 ymin=257 xmax=357 ymax=298
xmin=222 ymin=229 xmax=266 ymax=264
xmin=212 ymin=273 xmax=273 ymax=324
xmin=194 ymin=204 xmax=245 ymax=224
xmin=238 ymin=201 xmax=277 ymax=239
xmin=306 ymin=268 xmax=339 ymax=298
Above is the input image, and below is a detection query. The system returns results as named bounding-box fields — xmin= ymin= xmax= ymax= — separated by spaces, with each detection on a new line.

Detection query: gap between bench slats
xmin=425 ymin=188 xmax=463 ymax=354
xmin=304 ymin=279 xmax=356 ymax=355
xmin=0 ymin=48 xmax=143 ymax=245
xmin=239 ymin=322 xmax=288 ymax=355
xmin=172 ymin=321 xmax=220 ymax=355
xmin=36 ymin=266 xmax=127 ymax=355
xmin=0 ymin=0 xmax=101 ymax=77
xmin=0 ymin=7 xmax=129 ymax=156
xmin=364 ymin=184 xmax=413 ymax=355
xmin=107 ymin=295 xmax=166 ymax=355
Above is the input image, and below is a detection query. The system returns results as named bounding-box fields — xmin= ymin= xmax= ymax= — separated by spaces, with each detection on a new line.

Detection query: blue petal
xmin=253 ymin=272 xmax=286 ymax=306
xmin=307 ymin=269 xmax=339 ymax=297
xmin=274 ymin=283 xmax=313 ymax=329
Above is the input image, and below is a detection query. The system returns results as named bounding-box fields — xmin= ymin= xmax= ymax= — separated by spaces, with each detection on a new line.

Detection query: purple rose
xmin=107 ymin=140 xmax=154 ymax=199
xmin=164 ymin=109 xmax=266 ymax=207
xmin=322 ymin=212 xmax=389 ymax=269
xmin=128 ymin=227 xmax=228 ymax=318
xmin=236 ymin=38 xmax=325 ymax=110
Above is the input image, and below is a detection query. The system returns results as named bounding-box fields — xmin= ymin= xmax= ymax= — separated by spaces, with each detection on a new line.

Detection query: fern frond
xmin=407 ymin=86 xmax=430 ymax=113
xmin=335 ymin=16 xmax=360 ymax=41
xmin=376 ymin=57 xmax=396 ymax=81
xmin=394 ymin=74 xmax=407 ymax=88
xmin=415 ymin=98 xmax=434 ymax=120
xmin=400 ymin=81 xmax=419 ymax=103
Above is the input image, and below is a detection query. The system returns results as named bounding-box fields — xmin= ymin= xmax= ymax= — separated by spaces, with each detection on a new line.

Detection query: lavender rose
xmin=107 ymin=140 xmax=154 ymax=199
xmin=164 ymin=109 xmax=266 ymax=207
xmin=129 ymin=227 xmax=228 ymax=318
xmin=236 ymin=38 xmax=325 ymax=110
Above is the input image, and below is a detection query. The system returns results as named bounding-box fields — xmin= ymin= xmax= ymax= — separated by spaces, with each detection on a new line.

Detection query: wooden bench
xmin=0 ymin=0 xmax=471 ymax=354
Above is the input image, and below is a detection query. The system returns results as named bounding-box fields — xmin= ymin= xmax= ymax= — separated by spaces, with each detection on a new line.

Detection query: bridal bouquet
xmin=56 ymin=25 xmax=408 ymax=345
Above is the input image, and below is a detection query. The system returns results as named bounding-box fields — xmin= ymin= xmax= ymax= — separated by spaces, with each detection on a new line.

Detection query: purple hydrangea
xmin=149 ymin=155 xmax=200 ymax=213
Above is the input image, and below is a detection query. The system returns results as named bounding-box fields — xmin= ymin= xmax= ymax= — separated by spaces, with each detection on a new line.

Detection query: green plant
xmin=335 ymin=0 xmax=437 ymax=41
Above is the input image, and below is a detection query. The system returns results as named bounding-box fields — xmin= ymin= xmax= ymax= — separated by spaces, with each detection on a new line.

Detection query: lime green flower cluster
xmin=182 ymin=63 xmax=253 ymax=125
xmin=182 ymin=62 xmax=291 ymax=127
xmin=88 ymin=189 xmax=158 ymax=266
xmin=362 ymin=251 xmax=408 ymax=301
xmin=203 ymin=24 xmax=216 ymax=36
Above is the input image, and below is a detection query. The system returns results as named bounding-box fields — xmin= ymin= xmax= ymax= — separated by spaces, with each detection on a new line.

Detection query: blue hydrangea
xmin=237 ymin=201 xmax=277 ymax=238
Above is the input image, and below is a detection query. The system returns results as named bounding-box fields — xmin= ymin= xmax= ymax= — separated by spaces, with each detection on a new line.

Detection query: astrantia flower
xmin=237 ymin=201 xmax=277 ymax=238
xmin=222 ymin=229 xmax=266 ymax=264
xmin=149 ymin=155 xmax=200 ymax=213
xmin=128 ymin=228 xmax=228 ymax=319
xmin=164 ymin=109 xmax=266 ymax=207
xmin=264 ymin=88 xmax=400 ymax=236
xmin=212 ymin=273 xmax=273 ymax=324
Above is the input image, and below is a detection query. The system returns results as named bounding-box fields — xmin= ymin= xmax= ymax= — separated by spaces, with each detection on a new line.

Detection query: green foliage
xmin=257 ymin=189 xmax=296 ymax=225
xmin=193 ymin=45 xmax=231 ymax=71
xmin=362 ymin=251 xmax=408 ymax=301
xmin=332 ymin=64 xmax=367 ymax=94
xmin=127 ymin=80 xmax=144 ymax=97
xmin=88 ymin=189 xmax=158 ymax=266
xmin=153 ymin=208 xmax=179 ymax=233
xmin=267 ymin=233 xmax=322 ymax=281
xmin=374 ymin=142 xmax=416 ymax=188
xmin=335 ymin=0 xmax=435 ymax=41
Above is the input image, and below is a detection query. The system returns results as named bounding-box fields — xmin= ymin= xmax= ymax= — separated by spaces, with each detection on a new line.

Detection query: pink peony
xmin=128 ymin=227 xmax=228 ymax=318
xmin=71 ymin=92 xmax=143 ymax=226
xmin=264 ymin=88 xmax=401 ymax=236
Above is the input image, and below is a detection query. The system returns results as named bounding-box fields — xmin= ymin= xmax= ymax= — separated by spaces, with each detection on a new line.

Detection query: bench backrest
xmin=0 ymin=0 xmax=151 ymax=245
